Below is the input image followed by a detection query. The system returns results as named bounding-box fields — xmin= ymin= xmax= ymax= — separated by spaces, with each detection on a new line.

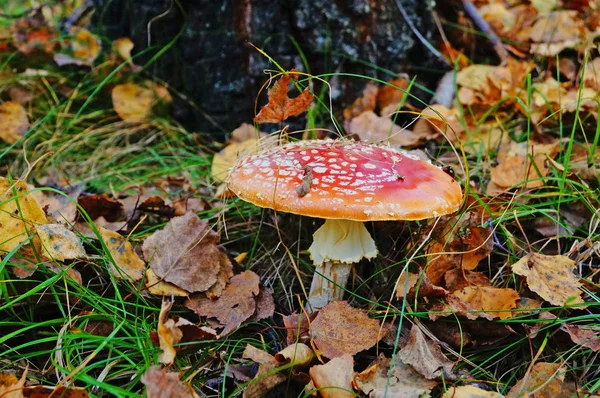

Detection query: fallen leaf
xmin=211 ymin=139 xmax=260 ymax=183
xmin=113 ymin=37 xmax=134 ymax=65
xmin=354 ymin=354 xmax=437 ymax=398
xmin=254 ymin=71 xmax=313 ymax=124
xmin=141 ymin=366 xmax=197 ymax=398
xmin=442 ymin=385 xmax=504 ymax=398
xmin=0 ymin=178 xmax=48 ymax=253
xmin=282 ymin=312 xmax=315 ymax=345
xmin=396 ymin=270 xmax=447 ymax=299
xmin=457 ymin=65 xmax=512 ymax=93
xmin=251 ymin=285 xmax=275 ymax=321
xmin=453 ymin=286 xmax=520 ymax=320
xmin=377 ymin=77 xmax=409 ymax=114
xmin=142 ymin=212 xmax=221 ymax=293
xmin=479 ymin=3 xmax=516 ymax=33
xmin=157 ymin=300 xmax=178 ymax=365
xmin=37 ymin=184 xmax=83 ymax=224
xmin=186 ymin=270 xmax=260 ymax=336
xmin=54 ymin=28 xmax=101 ymax=66
xmin=10 ymin=12 xmax=56 ymax=55
xmin=0 ymin=101 xmax=29 ymax=144
xmin=561 ymin=323 xmax=600 ymax=352
xmin=83 ymin=320 xmax=114 ymax=337
xmin=77 ymin=194 xmax=124 ymax=222
xmin=398 ymin=325 xmax=455 ymax=380
xmin=112 ymin=82 xmax=171 ymax=123
xmin=412 ymin=105 xmax=462 ymax=142
xmin=529 ymin=11 xmax=584 ymax=56
xmin=242 ymin=344 xmax=287 ymax=398
xmin=511 ymin=253 xmax=584 ymax=306
xmin=347 ymin=110 xmax=427 ymax=147
xmin=21 ymin=385 xmax=90 ymax=397
xmin=99 ymin=227 xmax=145 ymax=280
xmin=145 ymin=269 xmax=189 ymax=297
xmin=230 ymin=123 xmax=266 ymax=143
xmin=308 ymin=354 xmax=354 ymax=398
xmin=310 ymin=301 xmax=383 ymax=358
xmin=429 ymin=294 xmax=492 ymax=321
xmin=274 ymin=343 xmax=314 ymax=368
xmin=205 ymin=251 xmax=234 ymax=299
xmin=490 ymin=155 xmax=548 ymax=190
xmin=35 ymin=224 xmax=86 ymax=261
xmin=8 ymin=88 xmax=33 ymax=105
xmin=344 ymin=82 xmax=377 ymax=121
xmin=0 ymin=370 xmax=26 ymax=398
xmin=172 ymin=197 xmax=207 ymax=217
xmin=507 ymin=362 xmax=564 ymax=398
xmin=8 ymin=244 xmax=44 ymax=278
xmin=444 ymin=269 xmax=492 ymax=292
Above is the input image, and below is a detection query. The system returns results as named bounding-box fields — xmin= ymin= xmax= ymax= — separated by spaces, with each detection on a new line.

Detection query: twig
xmin=461 ymin=0 xmax=508 ymax=65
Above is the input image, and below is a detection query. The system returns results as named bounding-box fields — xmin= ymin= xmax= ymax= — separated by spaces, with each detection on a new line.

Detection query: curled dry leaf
xmin=347 ymin=110 xmax=427 ymax=148
xmin=186 ymin=270 xmax=260 ymax=337
xmin=77 ymin=194 xmax=124 ymax=222
xmin=310 ymin=301 xmax=384 ymax=358
xmin=511 ymin=253 xmax=584 ymax=306
xmin=453 ymin=286 xmax=520 ymax=320
xmin=398 ymin=325 xmax=455 ymax=380
xmin=308 ymin=354 xmax=355 ymax=398
xmin=242 ymin=344 xmax=286 ymax=398
xmin=99 ymin=227 xmax=145 ymax=281
xmin=35 ymin=224 xmax=86 ymax=261
xmin=442 ymin=385 xmax=504 ymax=398
xmin=54 ymin=28 xmax=101 ymax=66
xmin=354 ymin=354 xmax=437 ymax=398
xmin=141 ymin=366 xmax=198 ymax=398
xmin=507 ymin=362 xmax=565 ymax=398
xmin=274 ymin=343 xmax=314 ymax=368
xmin=254 ymin=71 xmax=313 ymax=124
xmin=0 ymin=178 xmax=48 ymax=253
xmin=112 ymin=82 xmax=171 ymax=123
xmin=157 ymin=300 xmax=178 ymax=365
xmin=142 ymin=212 xmax=221 ymax=293
xmin=0 ymin=101 xmax=29 ymax=144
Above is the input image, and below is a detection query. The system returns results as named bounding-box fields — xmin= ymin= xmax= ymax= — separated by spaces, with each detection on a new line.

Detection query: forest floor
xmin=1 ymin=1 xmax=600 ymax=398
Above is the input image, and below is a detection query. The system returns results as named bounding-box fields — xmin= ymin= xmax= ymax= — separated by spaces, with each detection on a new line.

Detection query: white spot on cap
xmin=364 ymin=197 xmax=373 ymax=202
xmin=313 ymin=167 xmax=328 ymax=173
xmin=364 ymin=163 xmax=377 ymax=169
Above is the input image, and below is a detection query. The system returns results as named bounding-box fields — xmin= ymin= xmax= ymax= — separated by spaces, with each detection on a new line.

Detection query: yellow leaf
xmin=0 ymin=101 xmax=29 ymax=144
xmin=112 ymin=82 xmax=171 ymax=123
xmin=507 ymin=362 xmax=564 ymax=398
xmin=454 ymin=286 xmax=520 ymax=320
xmin=211 ymin=139 xmax=259 ymax=183
xmin=36 ymin=224 xmax=86 ymax=261
xmin=0 ymin=178 xmax=48 ymax=253
xmin=145 ymin=269 xmax=189 ymax=297
xmin=512 ymin=253 xmax=583 ymax=306
xmin=443 ymin=385 xmax=504 ymax=398
xmin=99 ymin=226 xmax=145 ymax=280
xmin=114 ymin=37 xmax=134 ymax=63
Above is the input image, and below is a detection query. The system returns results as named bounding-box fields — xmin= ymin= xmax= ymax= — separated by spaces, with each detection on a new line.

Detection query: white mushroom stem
xmin=307 ymin=219 xmax=378 ymax=311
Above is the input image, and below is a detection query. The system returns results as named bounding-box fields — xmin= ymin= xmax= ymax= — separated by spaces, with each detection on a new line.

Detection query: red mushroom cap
xmin=227 ymin=140 xmax=462 ymax=221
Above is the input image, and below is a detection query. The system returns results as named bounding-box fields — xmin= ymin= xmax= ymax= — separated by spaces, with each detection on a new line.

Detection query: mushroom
xmin=227 ymin=140 xmax=462 ymax=310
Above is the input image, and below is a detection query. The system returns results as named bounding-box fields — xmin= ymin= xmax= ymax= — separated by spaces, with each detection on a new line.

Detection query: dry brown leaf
xmin=54 ymin=28 xmax=101 ymax=66
xmin=529 ymin=11 xmax=584 ymax=56
xmin=251 ymin=285 xmax=275 ymax=321
xmin=377 ymin=77 xmax=409 ymax=112
xmin=507 ymin=362 xmax=564 ymax=398
xmin=141 ymin=366 xmax=198 ymax=398
xmin=211 ymin=139 xmax=260 ymax=183
xmin=254 ymin=71 xmax=313 ymax=124
xmin=344 ymin=82 xmax=377 ymax=121
xmin=457 ymin=65 xmax=512 ymax=92
xmin=186 ymin=270 xmax=260 ymax=337
xmin=145 ymin=269 xmax=189 ymax=297
xmin=442 ymin=385 xmax=504 ymax=398
xmin=396 ymin=270 xmax=447 ymax=299
xmin=205 ymin=251 xmax=234 ymax=299
xmin=35 ymin=224 xmax=86 ymax=261
xmin=274 ymin=343 xmax=314 ymax=368
xmin=242 ymin=344 xmax=287 ymax=398
xmin=38 ymin=184 xmax=83 ymax=224
xmin=347 ymin=110 xmax=427 ymax=147
xmin=398 ymin=325 xmax=455 ymax=380
xmin=112 ymin=82 xmax=171 ymax=123
xmin=309 ymin=354 xmax=354 ymax=398
xmin=479 ymin=3 xmax=516 ymax=33
xmin=490 ymin=155 xmax=548 ymax=190
xmin=412 ymin=105 xmax=462 ymax=142
xmin=0 ymin=101 xmax=29 ymax=144
xmin=354 ymin=354 xmax=437 ymax=398
xmin=282 ymin=312 xmax=314 ymax=345
xmin=396 ymin=272 xmax=419 ymax=299
xmin=444 ymin=269 xmax=492 ymax=292
xmin=0 ymin=370 xmax=26 ymax=398
xmin=0 ymin=178 xmax=48 ymax=253
xmin=310 ymin=301 xmax=383 ymax=358
xmin=77 ymin=194 xmax=124 ymax=222
xmin=429 ymin=294 xmax=493 ymax=321
xmin=157 ymin=300 xmax=178 ymax=365
xmin=99 ymin=227 xmax=145 ymax=281
xmin=561 ymin=323 xmax=600 ymax=352
xmin=21 ymin=385 xmax=90 ymax=397
xmin=453 ymin=286 xmax=520 ymax=320
xmin=511 ymin=253 xmax=584 ymax=306
xmin=230 ymin=123 xmax=266 ymax=143
xmin=142 ymin=212 xmax=221 ymax=293
xmin=11 ymin=13 xmax=56 ymax=55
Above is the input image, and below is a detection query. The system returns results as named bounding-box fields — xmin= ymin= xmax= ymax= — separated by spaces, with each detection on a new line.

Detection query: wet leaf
xmin=511 ymin=253 xmax=583 ymax=306
xmin=274 ymin=343 xmax=313 ymax=368
xmin=453 ymin=286 xmax=520 ymax=320
xmin=254 ymin=71 xmax=313 ymax=124
xmin=308 ymin=354 xmax=354 ymax=398
xmin=354 ymin=354 xmax=437 ymax=398
xmin=77 ymin=194 xmax=124 ymax=222
xmin=186 ymin=270 xmax=260 ymax=337
xmin=141 ymin=366 xmax=197 ymax=398
xmin=112 ymin=82 xmax=171 ymax=123
xmin=142 ymin=212 xmax=221 ymax=293
xmin=0 ymin=101 xmax=29 ymax=144
xmin=310 ymin=301 xmax=383 ymax=358
xmin=54 ymin=28 xmax=101 ymax=66
xmin=347 ymin=110 xmax=428 ymax=147
xmin=442 ymin=385 xmax=504 ymax=398
xmin=35 ymin=224 xmax=85 ymax=261
xmin=99 ymin=227 xmax=145 ymax=281
xmin=398 ymin=325 xmax=455 ymax=380
xmin=507 ymin=362 xmax=564 ymax=398
xmin=0 ymin=178 xmax=48 ymax=253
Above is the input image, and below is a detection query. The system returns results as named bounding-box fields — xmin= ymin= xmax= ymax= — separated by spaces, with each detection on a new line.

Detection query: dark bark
xmin=92 ymin=0 xmax=443 ymax=135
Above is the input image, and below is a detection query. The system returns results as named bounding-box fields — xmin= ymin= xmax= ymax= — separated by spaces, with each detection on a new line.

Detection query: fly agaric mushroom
xmin=227 ymin=140 xmax=462 ymax=310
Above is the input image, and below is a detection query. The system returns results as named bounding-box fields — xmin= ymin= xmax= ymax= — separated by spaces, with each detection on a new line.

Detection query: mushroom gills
xmin=307 ymin=219 xmax=378 ymax=311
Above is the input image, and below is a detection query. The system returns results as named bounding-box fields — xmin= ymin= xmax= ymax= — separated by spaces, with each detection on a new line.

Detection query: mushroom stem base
xmin=307 ymin=261 xmax=352 ymax=311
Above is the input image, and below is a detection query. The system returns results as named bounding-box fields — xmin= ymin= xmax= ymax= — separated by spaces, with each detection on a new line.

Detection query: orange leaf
xmin=254 ymin=72 xmax=313 ymax=124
